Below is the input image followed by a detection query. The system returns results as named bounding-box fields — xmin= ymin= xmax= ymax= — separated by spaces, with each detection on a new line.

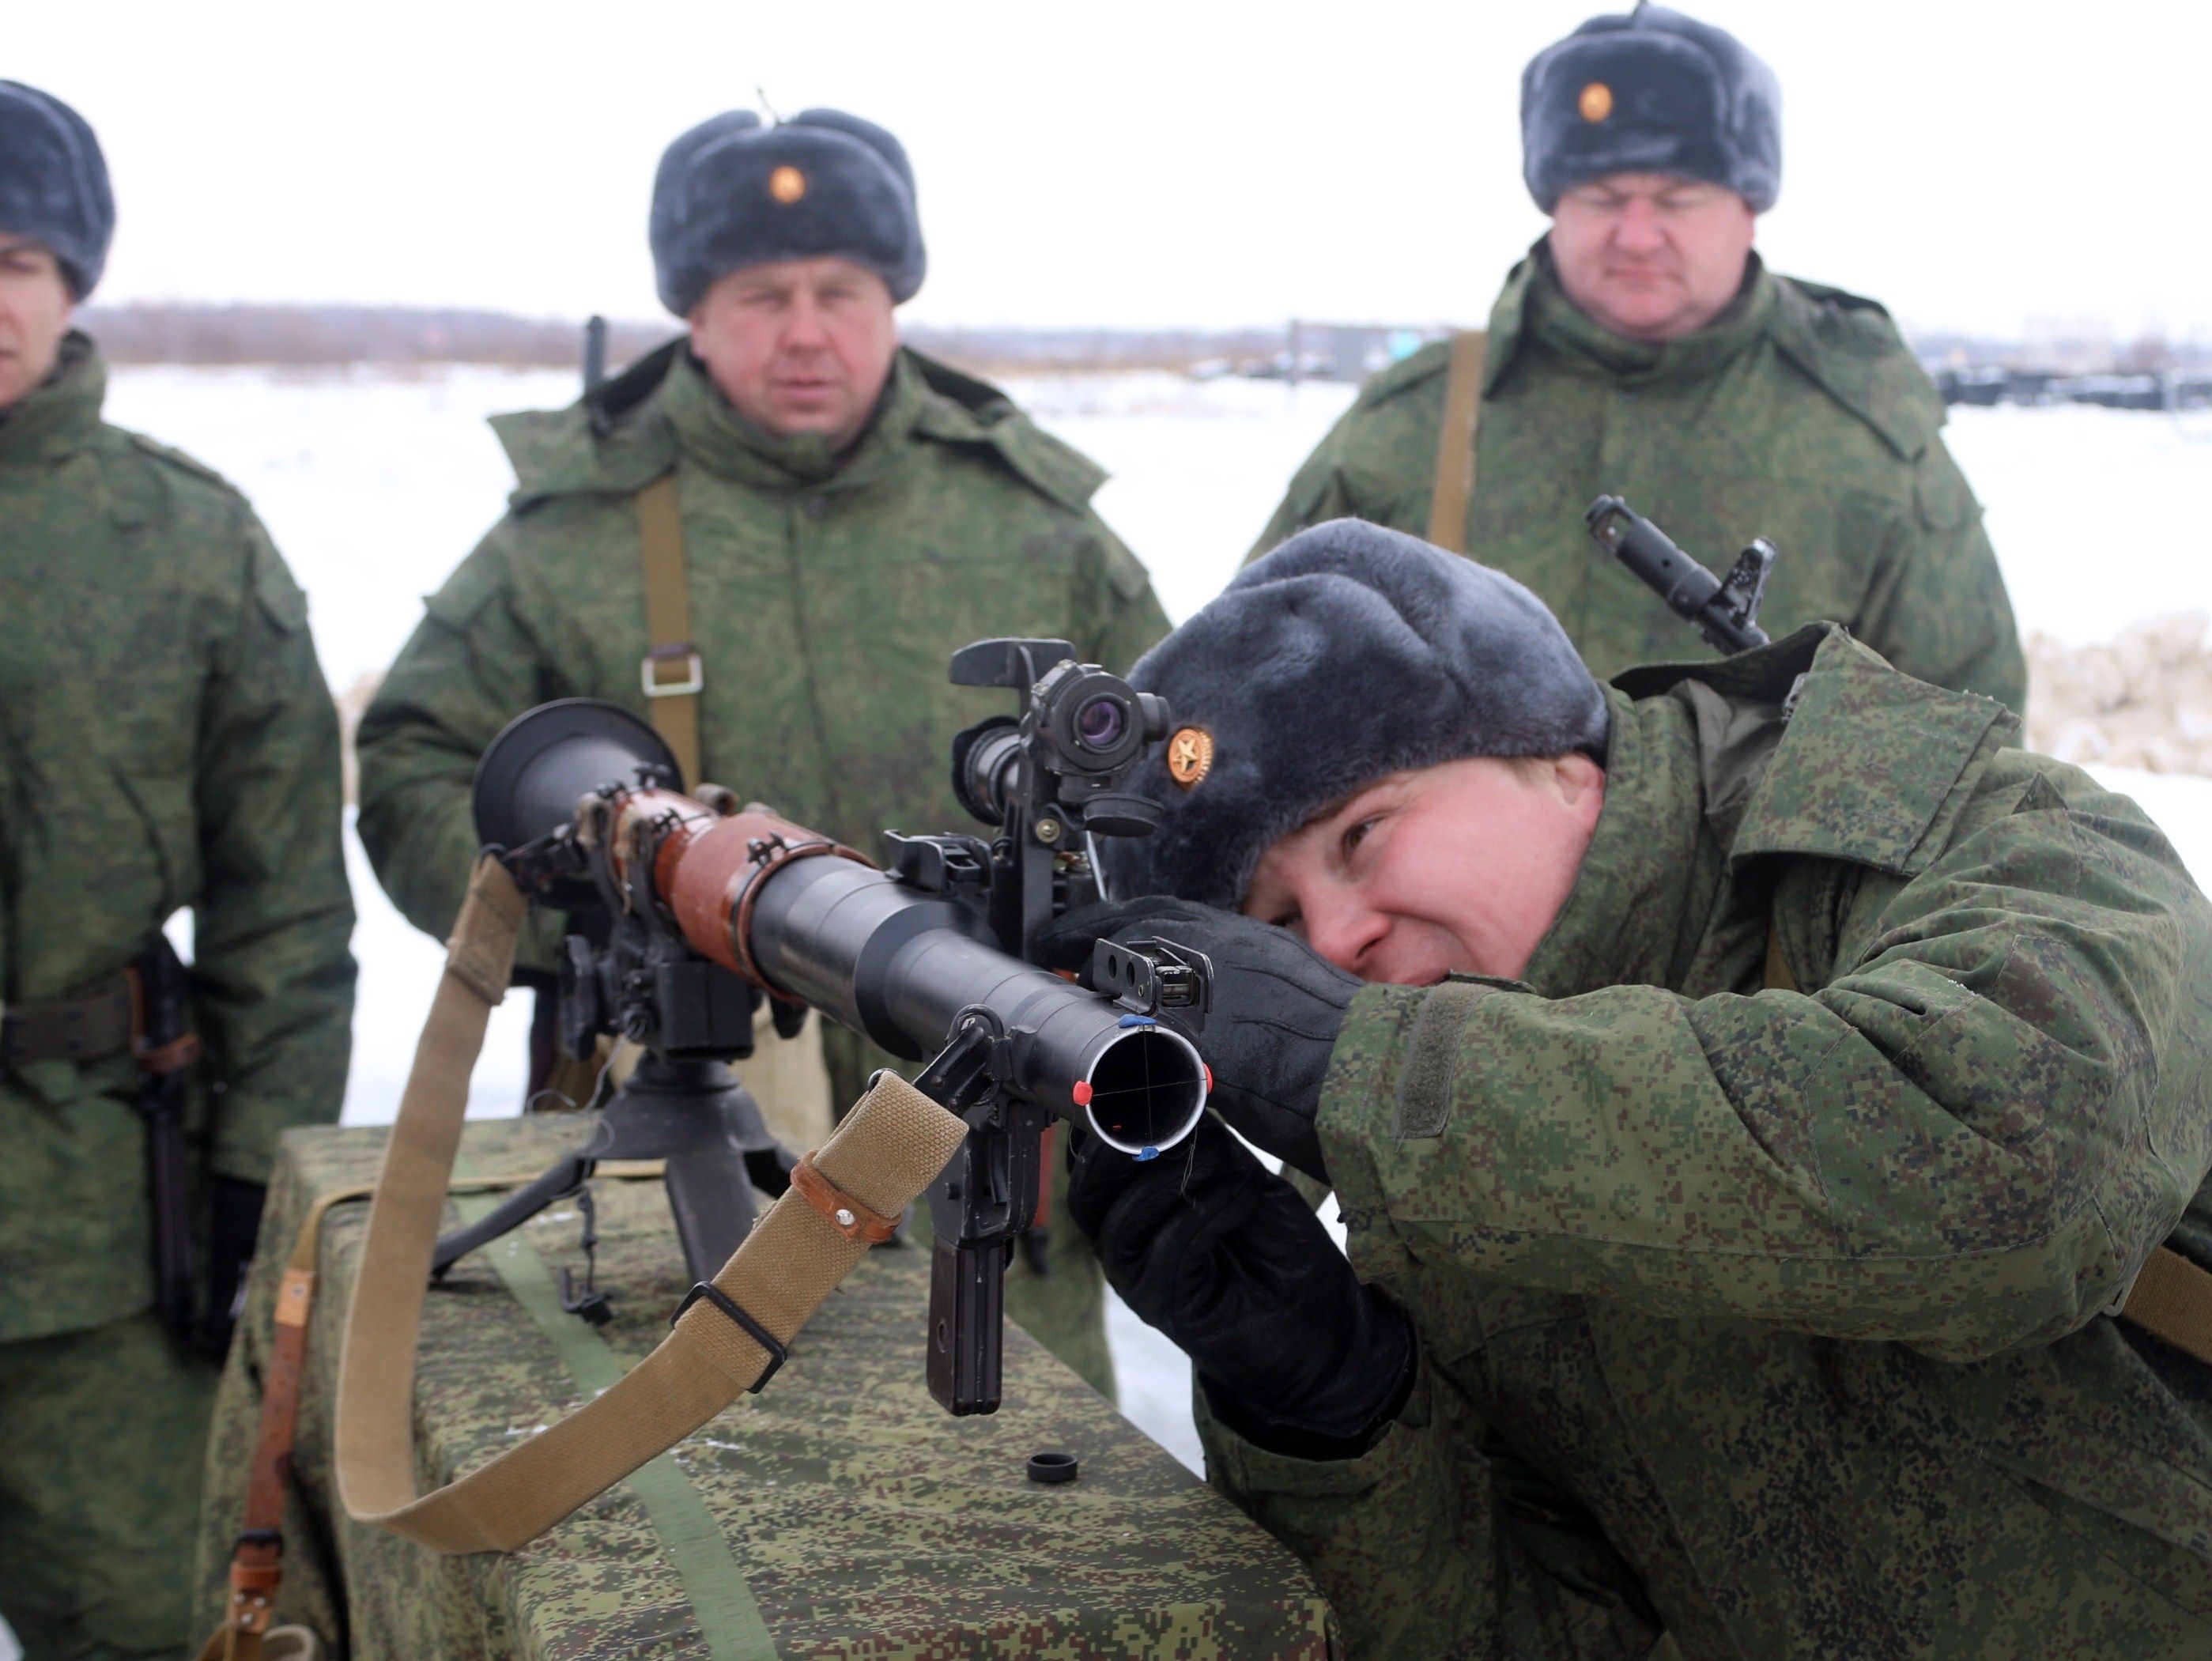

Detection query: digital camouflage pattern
xmin=0 ymin=332 xmax=356 ymax=1338
xmin=0 ymin=333 xmax=353 ymax=1659
xmin=356 ymin=340 xmax=1169 ymax=1397
xmin=196 ymin=1118 xmax=1332 ymax=1659
xmin=1203 ymin=625 xmax=2212 ymax=1659
xmin=1253 ymin=250 xmax=2029 ymax=708
xmin=0 ymin=1312 xmax=217 ymax=1657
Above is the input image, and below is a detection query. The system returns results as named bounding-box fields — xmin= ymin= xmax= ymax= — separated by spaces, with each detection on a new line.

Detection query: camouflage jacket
xmin=1204 ymin=627 xmax=2212 ymax=1659
xmin=0 ymin=334 xmax=355 ymax=1340
xmin=1253 ymin=251 xmax=2028 ymax=708
xmin=357 ymin=341 xmax=1168 ymax=953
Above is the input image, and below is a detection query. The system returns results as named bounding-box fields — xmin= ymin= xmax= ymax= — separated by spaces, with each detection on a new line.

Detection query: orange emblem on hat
xmin=1166 ymin=727 xmax=1214 ymax=791
xmin=1578 ymin=81 xmax=1614 ymax=122
xmin=768 ymin=164 xmax=807 ymax=204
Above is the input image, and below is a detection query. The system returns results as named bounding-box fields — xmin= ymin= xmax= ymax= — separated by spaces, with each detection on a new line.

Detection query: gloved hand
xmin=1040 ymin=897 xmax=1357 ymax=1182
xmin=196 ymin=1176 xmax=266 ymax=1358
xmin=1069 ymin=1116 xmax=1415 ymax=1458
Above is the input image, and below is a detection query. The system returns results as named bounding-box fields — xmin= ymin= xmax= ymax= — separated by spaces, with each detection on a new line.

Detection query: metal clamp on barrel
xmin=671 ymin=1282 xmax=788 ymax=1392
xmin=723 ymin=818 xmax=872 ymax=1002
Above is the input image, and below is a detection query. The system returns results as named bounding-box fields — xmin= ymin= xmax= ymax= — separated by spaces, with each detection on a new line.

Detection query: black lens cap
xmin=1025 ymin=1451 xmax=1078 ymax=1485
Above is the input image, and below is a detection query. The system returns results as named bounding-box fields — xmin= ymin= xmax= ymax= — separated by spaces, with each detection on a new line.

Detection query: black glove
xmin=196 ymin=1176 xmax=266 ymax=1358
xmin=1040 ymin=897 xmax=1357 ymax=1182
xmin=1069 ymin=1116 xmax=1415 ymax=1458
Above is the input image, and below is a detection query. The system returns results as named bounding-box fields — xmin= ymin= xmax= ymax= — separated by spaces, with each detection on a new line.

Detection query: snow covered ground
xmin=92 ymin=363 xmax=2212 ymax=1477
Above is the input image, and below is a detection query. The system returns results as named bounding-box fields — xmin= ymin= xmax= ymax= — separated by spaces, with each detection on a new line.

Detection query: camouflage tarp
xmin=195 ymin=1117 xmax=1331 ymax=1659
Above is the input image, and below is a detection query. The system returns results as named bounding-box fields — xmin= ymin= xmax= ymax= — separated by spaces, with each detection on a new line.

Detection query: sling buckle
xmin=672 ymin=1281 xmax=787 ymax=1391
xmin=642 ymin=644 xmax=704 ymax=699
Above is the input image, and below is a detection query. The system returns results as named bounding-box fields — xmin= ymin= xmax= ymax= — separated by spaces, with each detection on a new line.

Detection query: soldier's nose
xmin=1302 ymin=895 xmax=1388 ymax=978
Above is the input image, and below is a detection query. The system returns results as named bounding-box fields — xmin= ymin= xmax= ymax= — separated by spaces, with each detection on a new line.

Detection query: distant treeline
xmin=76 ymin=301 xmax=1287 ymax=377
xmin=75 ymin=301 xmax=2207 ymax=382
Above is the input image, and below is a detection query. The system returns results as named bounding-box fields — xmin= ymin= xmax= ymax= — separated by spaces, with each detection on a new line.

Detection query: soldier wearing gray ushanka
xmin=1255 ymin=7 xmax=2025 ymax=711
xmin=2 ymin=82 xmax=353 ymax=1661
xmin=1051 ymin=520 xmax=2212 ymax=1659
xmin=360 ymin=106 xmax=1166 ymax=1404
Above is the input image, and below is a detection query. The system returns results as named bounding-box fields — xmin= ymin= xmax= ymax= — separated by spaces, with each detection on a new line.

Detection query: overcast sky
xmin=14 ymin=1 xmax=2210 ymax=341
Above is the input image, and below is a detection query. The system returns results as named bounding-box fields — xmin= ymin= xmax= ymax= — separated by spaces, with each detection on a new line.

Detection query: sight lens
xmin=1074 ymin=694 xmax=1128 ymax=751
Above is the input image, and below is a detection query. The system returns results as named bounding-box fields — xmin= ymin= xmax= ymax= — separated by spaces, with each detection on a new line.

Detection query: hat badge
xmin=1578 ymin=81 xmax=1614 ymax=122
xmin=768 ymin=164 xmax=808 ymax=204
xmin=1166 ymin=727 xmax=1214 ymax=791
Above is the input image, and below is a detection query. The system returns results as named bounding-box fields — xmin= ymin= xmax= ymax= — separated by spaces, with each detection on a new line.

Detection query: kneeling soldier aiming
xmin=1047 ymin=521 xmax=2212 ymax=1659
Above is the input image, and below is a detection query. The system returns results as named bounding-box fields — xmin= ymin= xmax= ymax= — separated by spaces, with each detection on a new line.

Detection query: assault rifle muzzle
xmin=1586 ymin=494 xmax=1774 ymax=655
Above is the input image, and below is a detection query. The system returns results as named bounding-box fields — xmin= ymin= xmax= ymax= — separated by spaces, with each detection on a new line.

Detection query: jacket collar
xmin=659 ymin=344 xmax=924 ymax=489
xmin=1523 ymin=624 xmax=2018 ymax=998
xmin=1617 ymin=625 xmax=2017 ymax=880
xmin=0 ymin=331 xmax=104 ymax=468
xmin=1518 ymin=684 xmax=1729 ymax=1000
xmin=1486 ymin=243 xmax=1776 ymax=392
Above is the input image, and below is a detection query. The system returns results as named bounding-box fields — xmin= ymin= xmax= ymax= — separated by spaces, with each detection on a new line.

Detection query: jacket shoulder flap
xmin=1767 ymin=274 xmax=1946 ymax=462
xmin=907 ymin=349 xmax=1107 ymax=514
xmin=490 ymin=342 xmax=680 ymax=511
xmin=111 ymin=430 xmax=307 ymax=631
xmin=1304 ymin=339 xmax=1459 ymax=510
xmin=1354 ymin=337 xmax=1454 ymax=411
xmin=108 ymin=427 xmax=243 ymax=530
xmin=1730 ymin=629 xmax=2016 ymax=876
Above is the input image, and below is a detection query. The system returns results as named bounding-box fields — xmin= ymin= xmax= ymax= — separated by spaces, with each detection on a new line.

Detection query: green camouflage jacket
xmin=1254 ymin=251 xmax=2028 ymax=708
xmin=354 ymin=342 xmax=1168 ymax=1395
xmin=357 ymin=341 xmax=1167 ymax=949
xmin=0 ymin=334 xmax=355 ymax=1340
xmin=1203 ymin=627 xmax=2212 ymax=1659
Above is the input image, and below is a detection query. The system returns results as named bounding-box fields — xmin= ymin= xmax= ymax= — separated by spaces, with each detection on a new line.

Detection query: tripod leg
xmin=431 ymin=1155 xmax=592 ymax=1279
xmin=662 ymin=1148 xmax=760 ymax=1284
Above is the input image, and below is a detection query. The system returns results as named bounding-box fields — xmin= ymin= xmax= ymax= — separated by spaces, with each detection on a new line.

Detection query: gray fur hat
xmin=1100 ymin=521 xmax=1610 ymax=909
xmin=1521 ymin=6 xmax=1780 ymax=213
xmin=0 ymin=81 xmax=113 ymax=298
xmin=650 ymin=108 xmax=924 ymax=315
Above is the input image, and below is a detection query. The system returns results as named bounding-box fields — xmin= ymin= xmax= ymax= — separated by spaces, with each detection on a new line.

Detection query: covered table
xmin=194 ymin=1116 xmax=1333 ymax=1659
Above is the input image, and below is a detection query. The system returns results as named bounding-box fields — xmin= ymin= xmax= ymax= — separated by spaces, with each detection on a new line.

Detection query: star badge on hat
xmin=1578 ymin=81 xmax=1613 ymax=122
xmin=1166 ymin=727 xmax=1214 ymax=791
xmin=768 ymin=164 xmax=807 ymax=204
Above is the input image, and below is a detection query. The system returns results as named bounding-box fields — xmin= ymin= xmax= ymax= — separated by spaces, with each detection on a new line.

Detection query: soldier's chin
xmin=764 ymin=394 xmax=850 ymax=434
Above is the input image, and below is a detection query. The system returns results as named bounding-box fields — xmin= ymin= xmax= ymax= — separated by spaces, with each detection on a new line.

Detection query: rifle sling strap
xmin=1425 ymin=330 xmax=1488 ymax=555
xmin=199 ymin=1167 xmax=672 ymax=1660
xmin=637 ymin=473 xmax=703 ymax=789
xmin=1762 ymin=920 xmax=2212 ymax=1365
xmin=324 ymin=855 xmax=968 ymax=1556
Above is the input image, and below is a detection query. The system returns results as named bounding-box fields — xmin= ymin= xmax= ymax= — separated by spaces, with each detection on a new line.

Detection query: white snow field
xmin=95 ymin=364 xmax=2212 ymax=1474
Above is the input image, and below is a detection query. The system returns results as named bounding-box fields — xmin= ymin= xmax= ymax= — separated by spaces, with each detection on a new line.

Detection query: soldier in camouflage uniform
xmin=1255 ymin=6 xmax=2026 ymax=708
xmin=356 ymin=108 xmax=1167 ymax=1399
xmin=0 ymin=83 xmax=355 ymax=1660
xmin=1049 ymin=522 xmax=2212 ymax=1658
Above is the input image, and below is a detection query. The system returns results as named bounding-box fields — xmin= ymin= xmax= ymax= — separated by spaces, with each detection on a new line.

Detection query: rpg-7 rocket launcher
xmin=451 ymin=640 xmax=1213 ymax=1416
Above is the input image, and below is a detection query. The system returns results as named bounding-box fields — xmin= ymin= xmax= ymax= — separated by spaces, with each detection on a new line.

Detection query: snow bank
xmin=2025 ymin=615 xmax=2212 ymax=773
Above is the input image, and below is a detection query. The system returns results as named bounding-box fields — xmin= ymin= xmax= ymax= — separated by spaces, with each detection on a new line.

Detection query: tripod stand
xmin=431 ymin=1051 xmax=792 ymax=1289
